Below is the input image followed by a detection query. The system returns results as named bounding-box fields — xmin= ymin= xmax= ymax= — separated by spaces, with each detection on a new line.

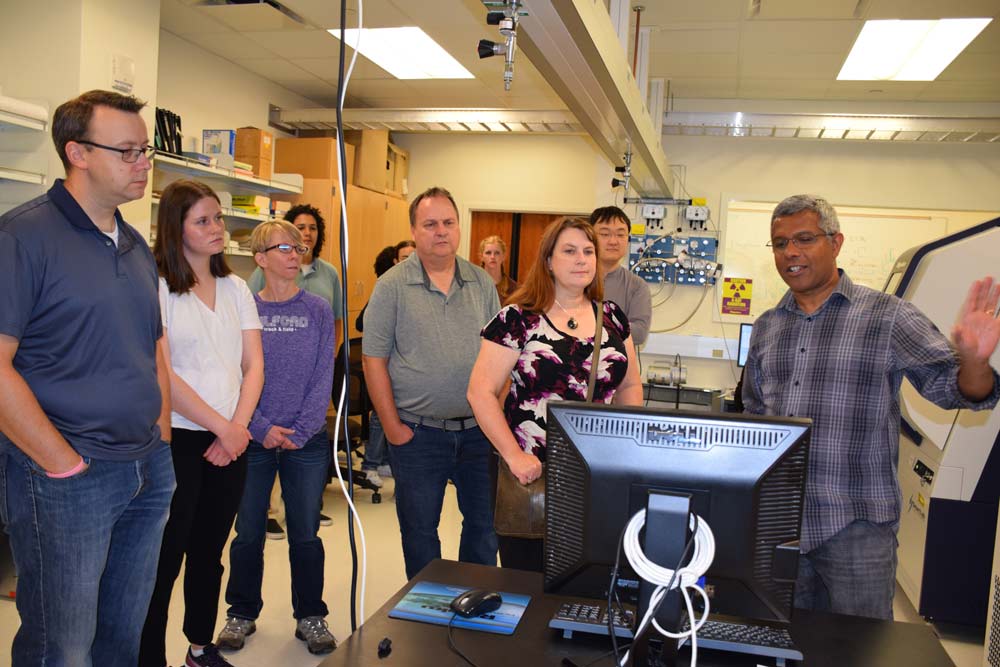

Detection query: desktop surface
xmin=318 ymin=559 xmax=955 ymax=667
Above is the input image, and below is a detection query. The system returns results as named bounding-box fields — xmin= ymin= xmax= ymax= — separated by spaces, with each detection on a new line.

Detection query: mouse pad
xmin=388 ymin=581 xmax=531 ymax=635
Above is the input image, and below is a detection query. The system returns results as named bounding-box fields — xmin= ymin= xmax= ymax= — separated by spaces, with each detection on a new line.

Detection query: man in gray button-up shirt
xmin=363 ymin=186 xmax=500 ymax=579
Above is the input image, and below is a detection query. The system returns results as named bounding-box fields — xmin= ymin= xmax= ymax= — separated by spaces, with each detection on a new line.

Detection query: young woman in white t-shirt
xmin=139 ymin=179 xmax=264 ymax=667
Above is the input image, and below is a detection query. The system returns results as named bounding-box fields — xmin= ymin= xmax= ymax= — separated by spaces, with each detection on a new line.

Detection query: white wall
xmin=0 ymin=0 xmax=160 ymax=232
xmin=392 ymin=132 xmax=618 ymax=257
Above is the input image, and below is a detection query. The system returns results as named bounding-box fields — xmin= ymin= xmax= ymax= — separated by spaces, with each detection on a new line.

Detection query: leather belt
xmin=398 ymin=409 xmax=478 ymax=432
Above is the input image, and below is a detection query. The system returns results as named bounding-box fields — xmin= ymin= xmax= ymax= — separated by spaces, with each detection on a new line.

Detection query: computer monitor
xmin=543 ymin=403 xmax=810 ymax=630
xmin=737 ymin=322 xmax=753 ymax=368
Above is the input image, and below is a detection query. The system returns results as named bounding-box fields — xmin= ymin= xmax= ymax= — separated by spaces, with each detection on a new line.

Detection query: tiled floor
xmin=0 ymin=473 xmax=988 ymax=666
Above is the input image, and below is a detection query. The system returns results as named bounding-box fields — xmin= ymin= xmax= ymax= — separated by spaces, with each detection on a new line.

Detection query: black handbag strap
xmin=586 ymin=301 xmax=604 ymax=402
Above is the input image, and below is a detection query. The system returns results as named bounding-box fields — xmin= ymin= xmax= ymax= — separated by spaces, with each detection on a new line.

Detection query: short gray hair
xmin=771 ymin=195 xmax=840 ymax=235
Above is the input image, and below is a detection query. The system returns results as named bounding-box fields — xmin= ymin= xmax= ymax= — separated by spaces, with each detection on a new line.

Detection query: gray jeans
xmin=794 ymin=519 xmax=898 ymax=620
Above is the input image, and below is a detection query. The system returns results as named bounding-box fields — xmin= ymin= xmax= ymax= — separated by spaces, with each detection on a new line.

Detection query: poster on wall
xmin=721 ymin=277 xmax=752 ymax=315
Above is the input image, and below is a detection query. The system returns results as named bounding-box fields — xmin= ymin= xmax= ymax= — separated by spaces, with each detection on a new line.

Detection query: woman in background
xmin=479 ymin=235 xmax=518 ymax=305
xmin=218 ymin=220 xmax=337 ymax=656
xmin=467 ymin=217 xmax=642 ymax=572
xmin=140 ymin=179 xmax=264 ymax=667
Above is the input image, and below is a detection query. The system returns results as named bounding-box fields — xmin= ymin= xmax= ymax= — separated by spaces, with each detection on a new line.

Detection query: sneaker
xmin=266 ymin=518 xmax=285 ymax=540
xmin=216 ymin=617 xmax=256 ymax=651
xmin=318 ymin=512 xmax=333 ymax=526
xmin=376 ymin=464 xmax=393 ymax=479
xmin=295 ymin=616 xmax=337 ymax=655
xmin=185 ymin=644 xmax=235 ymax=667
xmin=364 ymin=469 xmax=384 ymax=488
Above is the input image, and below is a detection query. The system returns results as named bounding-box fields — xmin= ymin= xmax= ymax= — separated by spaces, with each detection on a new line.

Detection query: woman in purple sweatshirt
xmin=217 ymin=219 xmax=338 ymax=656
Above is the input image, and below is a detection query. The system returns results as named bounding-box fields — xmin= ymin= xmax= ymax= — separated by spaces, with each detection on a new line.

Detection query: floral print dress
xmin=480 ymin=301 xmax=631 ymax=461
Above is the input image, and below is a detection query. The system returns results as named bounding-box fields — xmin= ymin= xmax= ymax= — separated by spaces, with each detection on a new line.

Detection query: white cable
xmin=331 ymin=0 xmax=366 ymax=623
xmin=618 ymin=510 xmax=715 ymax=667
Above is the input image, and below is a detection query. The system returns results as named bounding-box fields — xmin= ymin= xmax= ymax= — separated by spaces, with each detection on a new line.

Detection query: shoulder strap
xmin=586 ymin=301 xmax=604 ymax=402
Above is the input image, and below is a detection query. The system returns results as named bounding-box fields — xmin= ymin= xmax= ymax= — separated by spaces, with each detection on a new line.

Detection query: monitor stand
xmin=632 ymin=491 xmax=692 ymax=667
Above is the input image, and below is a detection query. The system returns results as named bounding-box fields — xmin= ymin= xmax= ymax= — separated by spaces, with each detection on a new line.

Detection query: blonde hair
xmin=479 ymin=235 xmax=507 ymax=256
xmin=250 ymin=219 xmax=302 ymax=254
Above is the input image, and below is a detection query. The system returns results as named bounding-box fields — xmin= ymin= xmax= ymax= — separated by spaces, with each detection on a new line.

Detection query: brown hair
xmin=508 ymin=217 xmax=603 ymax=312
xmin=154 ymin=180 xmax=232 ymax=294
xmin=52 ymin=90 xmax=146 ymax=170
xmin=408 ymin=186 xmax=458 ymax=226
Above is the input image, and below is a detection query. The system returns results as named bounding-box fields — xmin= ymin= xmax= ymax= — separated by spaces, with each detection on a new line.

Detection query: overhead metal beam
xmin=270 ymin=107 xmax=586 ymax=135
xmin=517 ymin=0 xmax=674 ymax=197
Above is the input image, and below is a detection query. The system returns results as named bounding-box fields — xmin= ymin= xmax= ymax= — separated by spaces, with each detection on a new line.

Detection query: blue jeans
xmin=794 ymin=519 xmax=898 ymax=620
xmin=226 ymin=430 xmax=331 ymax=620
xmin=362 ymin=411 xmax=388 ymax=470
xmin=387 ymin=422 xmax=497 ymax=579
xmin=0 ymin=443 xmax=175 ymax=667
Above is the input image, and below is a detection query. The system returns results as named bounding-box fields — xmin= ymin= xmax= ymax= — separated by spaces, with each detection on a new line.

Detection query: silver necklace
xmin=553 ymin=298 xmax=584 ymax=330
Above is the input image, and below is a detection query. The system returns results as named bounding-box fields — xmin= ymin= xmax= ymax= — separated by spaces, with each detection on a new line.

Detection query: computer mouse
xmin=450 ymin=589 xmax=503 ymax=618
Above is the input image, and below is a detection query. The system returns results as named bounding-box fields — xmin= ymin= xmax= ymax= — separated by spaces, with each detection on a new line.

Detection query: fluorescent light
xmin=328 ymin=27 xmax=473 ymax=79
xmin=838 ymin=18 xmax=991 ymax=81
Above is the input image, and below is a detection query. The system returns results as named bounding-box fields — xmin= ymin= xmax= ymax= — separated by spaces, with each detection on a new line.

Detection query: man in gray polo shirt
xmin=363 ymin=186 xmax=500 ymax=579
xmin=0 ymin=90 xmax=174 ymax=666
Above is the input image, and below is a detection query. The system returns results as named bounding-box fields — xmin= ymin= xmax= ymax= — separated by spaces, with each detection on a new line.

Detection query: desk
xmin=319 ymin=560 xmax=955 ymax=667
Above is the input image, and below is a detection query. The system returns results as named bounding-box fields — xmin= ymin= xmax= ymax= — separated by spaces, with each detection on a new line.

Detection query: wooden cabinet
xmin=275 ymin=137 xmax=410 ymax=337
xmin=344 ymin=129 xmax=409 ymax=196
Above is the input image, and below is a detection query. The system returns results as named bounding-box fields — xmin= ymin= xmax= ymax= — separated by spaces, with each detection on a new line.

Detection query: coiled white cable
xmin=619 ymin=510 xmax=715 ymax=667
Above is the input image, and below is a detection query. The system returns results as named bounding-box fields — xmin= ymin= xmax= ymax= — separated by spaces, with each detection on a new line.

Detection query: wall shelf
xmin=151 ymin=194 xmax=271 ymax=224
xmin=0 ymin=166 xmax=44 ymax=185
xmin=0 ymin=109 xmax=46 ymax=132
xmin=153 ymin=154 xmax=302 ymax=196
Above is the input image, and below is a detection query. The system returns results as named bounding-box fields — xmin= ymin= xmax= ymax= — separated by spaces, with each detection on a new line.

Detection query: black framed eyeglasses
xmin=263 ymin=243 xmax=308 ymax=255
xmin=76 ymin=140 xmax=155 ymax=163
xmin=766 ymin=232 xmax=836 ymax=251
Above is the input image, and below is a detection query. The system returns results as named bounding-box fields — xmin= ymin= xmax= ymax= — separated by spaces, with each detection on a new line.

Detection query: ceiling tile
xmin=293 ymin=58 xmax=394 ymax=81
xmin=755 ymin=0 xmax=860 ymax=20
xmin=667 ymin=78 xmax=740 ymax=98
xmin=340 ymin=79 xmax=416 ymax=98
xmin=637 ymin=0 xmax=746 ymax=24
xmin=938 ymin=52 xmax=1000 ymax=80
xmin=825 ymin=81 xmax=929 ymax=100
xmin=917 ymin=81 xmax=1000 ymax=102
xmin=181 ymin=31 xmax=279 ymax=62
xmin=649 ymin=27 xmax=740 ymax=54
xmin=243 ymin=29 xmax=343 ymax=59
xmin=232 ymin=58 xmax=319 ymax=82
xmin=865 ymin=0 xmax=1000 ymax=20
xmin=740 ymin=52 xmax=844 ymax=79
xmin=160 ymin=0 xmax=232 ymax=35
xmin=737 ymin=78 xmax=830 ymax=99
xmin=649 ymin=53 xmax=740 ymax=78
xmin=198 ymin=4 xmax=311 ymax=32
xmin=740 ymin=20 xmax=861 ymax=53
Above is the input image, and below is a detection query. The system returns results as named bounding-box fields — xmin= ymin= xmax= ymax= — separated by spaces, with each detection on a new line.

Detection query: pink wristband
xmin=46 ymin=457 xmax=87 ymax=479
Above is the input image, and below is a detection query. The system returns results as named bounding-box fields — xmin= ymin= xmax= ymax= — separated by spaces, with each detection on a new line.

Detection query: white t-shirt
xmin=159 ymin=274 xmax=262 ymax=431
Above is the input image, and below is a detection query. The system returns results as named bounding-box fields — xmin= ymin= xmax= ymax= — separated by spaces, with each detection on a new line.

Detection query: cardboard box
xmin=235 ymin=127 xmax=273 ymax=159
xmin=203 ymin=129 xmax=236 ymax=156
xmin=245 ymin=156 xmax=272 ymax=180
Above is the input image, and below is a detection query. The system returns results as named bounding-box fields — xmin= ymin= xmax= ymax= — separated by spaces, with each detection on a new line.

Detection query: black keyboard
xmin=549 ymin=602 xmax=635 ymax=639
xmin=681 ymin=617 xmax=803 ymax=663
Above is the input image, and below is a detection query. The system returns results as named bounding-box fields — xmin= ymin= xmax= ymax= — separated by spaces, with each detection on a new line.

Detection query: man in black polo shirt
xmin=0 ymin=91 xmax=174 ymax=666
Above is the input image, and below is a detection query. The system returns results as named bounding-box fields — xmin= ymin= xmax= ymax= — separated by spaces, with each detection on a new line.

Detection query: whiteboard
xmin=719 ymin=200 xmax=948 ymax=319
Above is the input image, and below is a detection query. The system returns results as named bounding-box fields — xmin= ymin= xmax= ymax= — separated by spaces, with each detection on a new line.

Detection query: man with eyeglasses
xmin=589 ymin=206 xmax=652 ymax=345
xmin=0 ymin=90 xmax=174 ymax=665
xmin=742 ymin=194 xmax=1000 ymax=620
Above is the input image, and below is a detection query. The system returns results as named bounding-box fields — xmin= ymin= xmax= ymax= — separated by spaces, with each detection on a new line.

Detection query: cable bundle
xmin=620 ymin=510 xmax=715 ymax=666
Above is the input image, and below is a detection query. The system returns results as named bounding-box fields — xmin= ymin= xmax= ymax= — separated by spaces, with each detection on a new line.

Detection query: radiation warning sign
xmin=721 ymin=278 xmax=753 ymax=315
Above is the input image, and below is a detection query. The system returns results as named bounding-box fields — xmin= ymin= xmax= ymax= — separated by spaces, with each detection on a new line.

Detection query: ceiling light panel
xmin=328 ymin=27 xmax=473 ymax=80
xmin=838 ymin=19 xmax=992 ymax=81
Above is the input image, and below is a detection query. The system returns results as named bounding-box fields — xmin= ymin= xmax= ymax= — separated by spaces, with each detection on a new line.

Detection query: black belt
xmin=398 ymin=410 xmax=478 ymax=432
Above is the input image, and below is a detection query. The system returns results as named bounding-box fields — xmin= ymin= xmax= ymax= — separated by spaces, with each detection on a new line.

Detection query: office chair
xmin=328 ymin=337 xmax=382 ymax=503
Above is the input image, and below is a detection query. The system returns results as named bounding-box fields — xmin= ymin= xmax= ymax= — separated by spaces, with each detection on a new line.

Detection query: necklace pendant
xmin=567 ymin=317 xmax=578 ymax=330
